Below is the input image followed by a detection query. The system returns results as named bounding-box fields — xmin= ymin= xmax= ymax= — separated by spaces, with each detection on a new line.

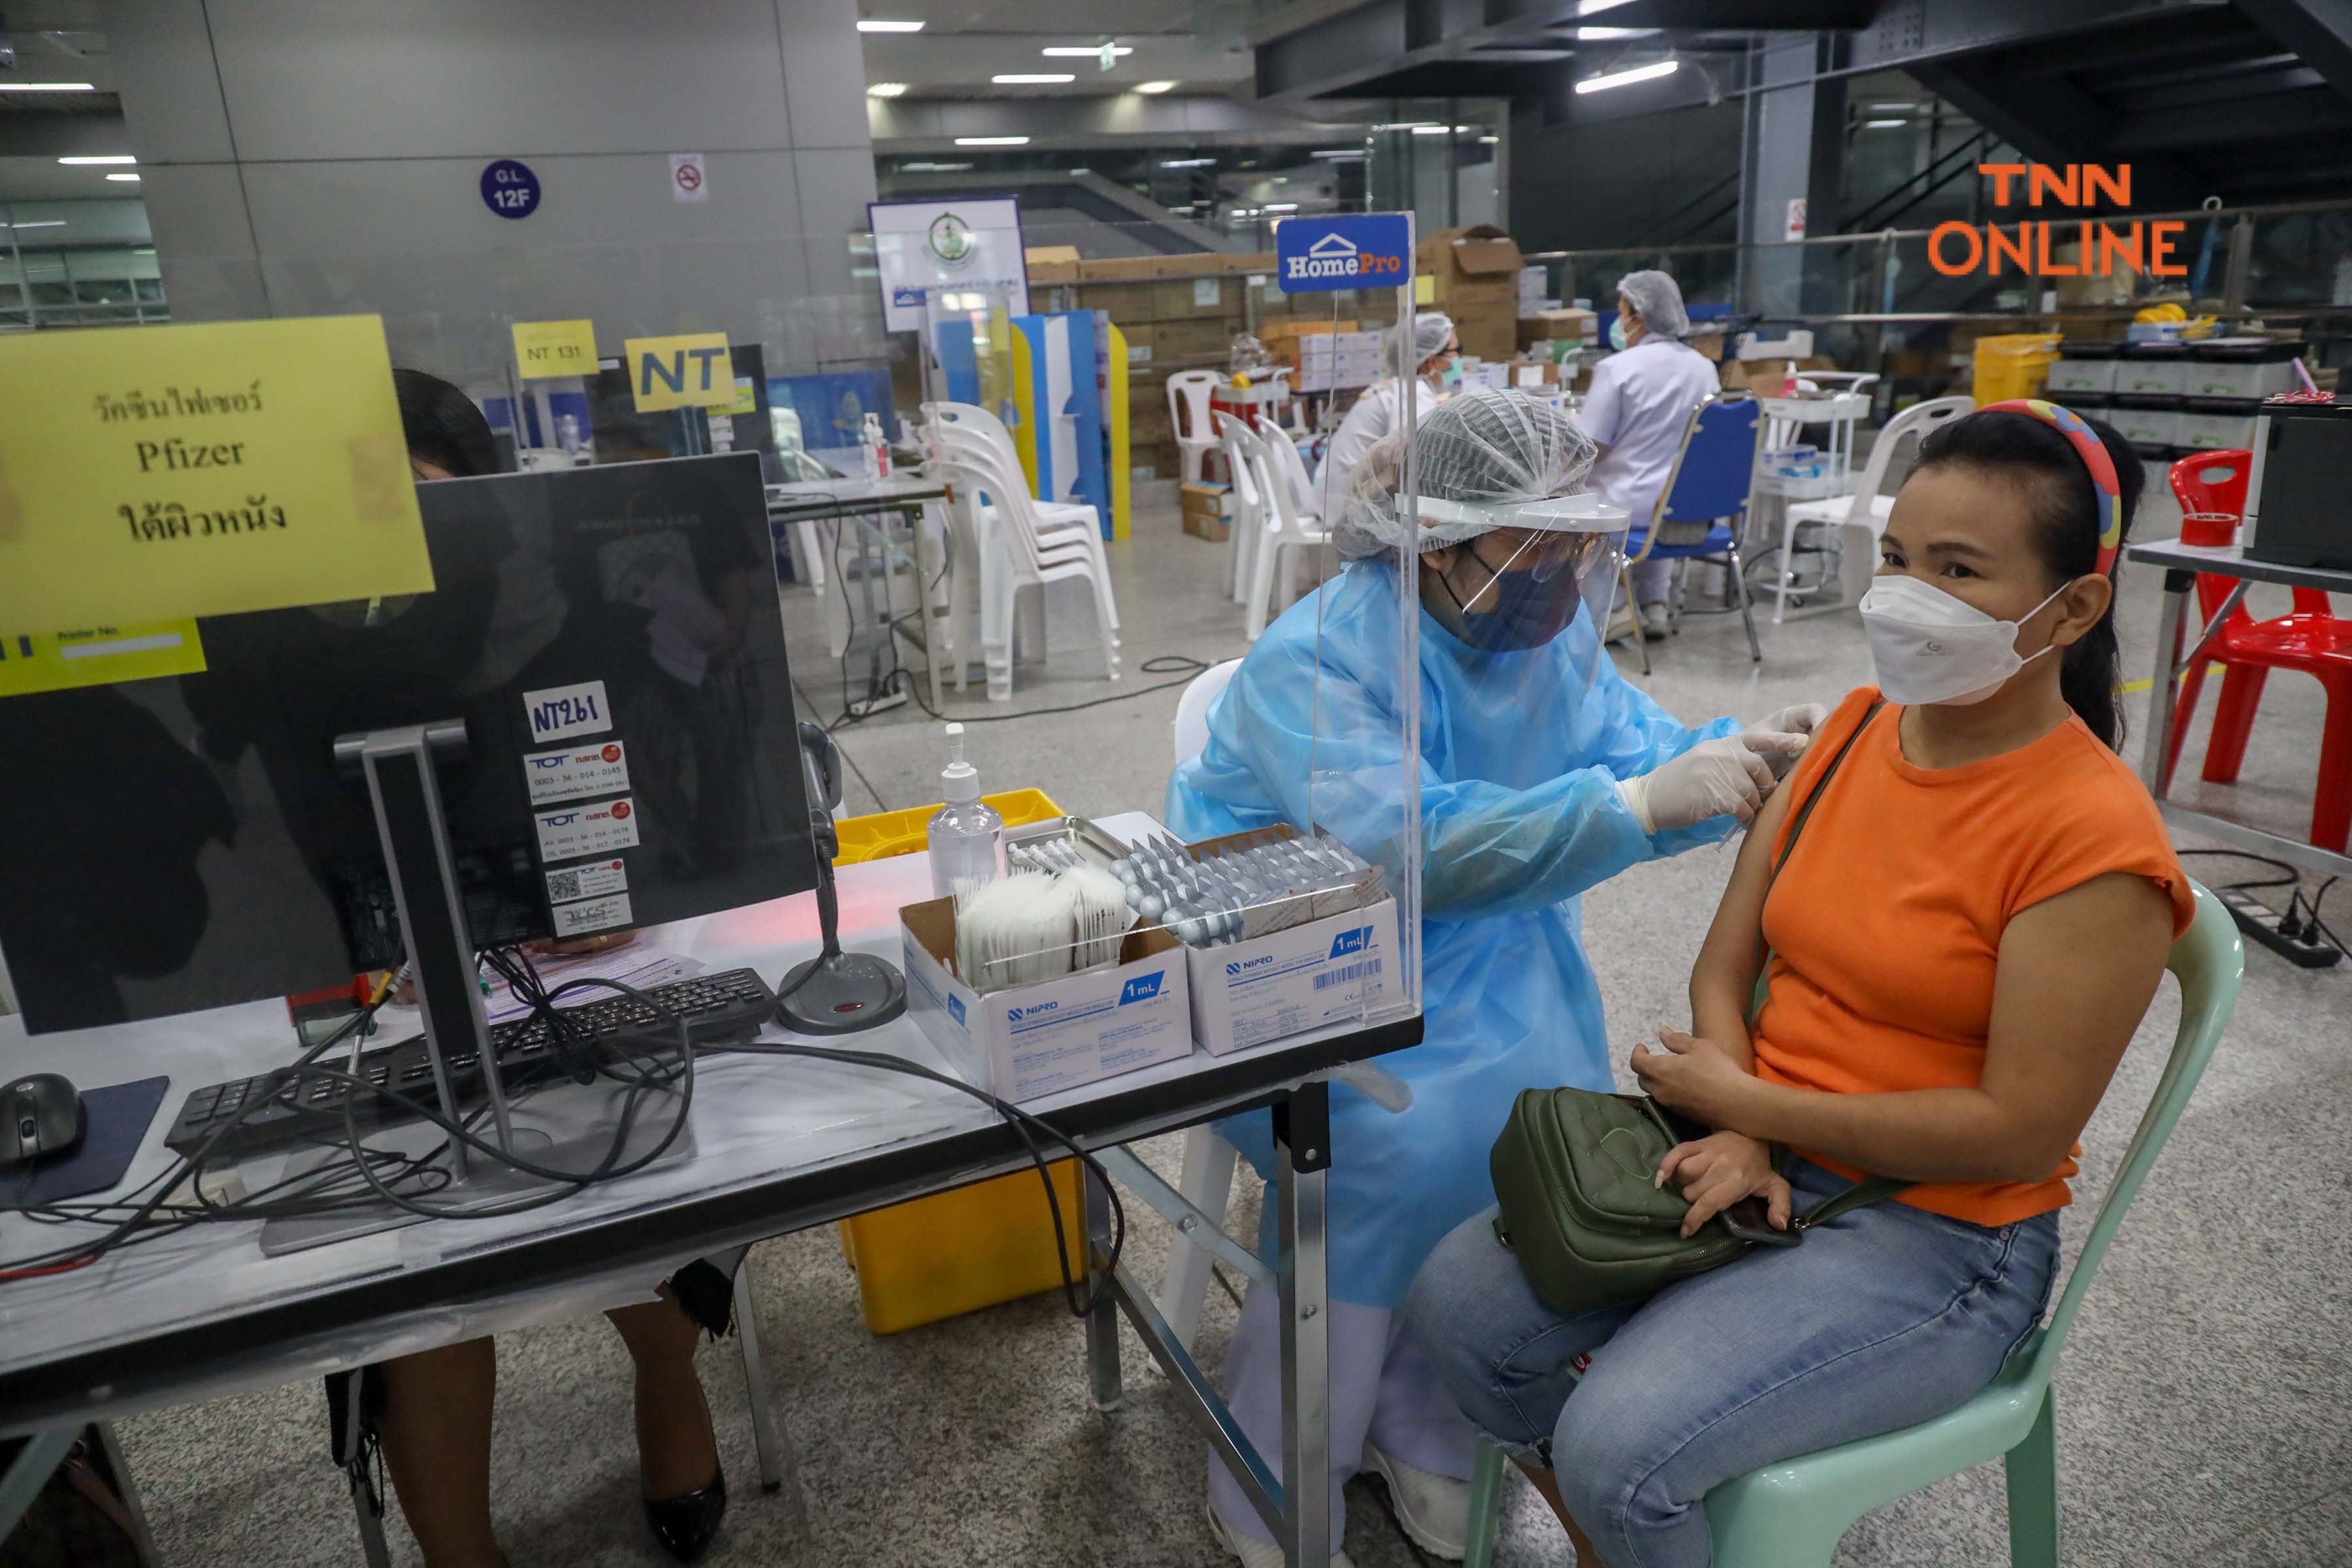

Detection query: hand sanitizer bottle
xmin=926 ymin=723 xmax=1004 ymax=899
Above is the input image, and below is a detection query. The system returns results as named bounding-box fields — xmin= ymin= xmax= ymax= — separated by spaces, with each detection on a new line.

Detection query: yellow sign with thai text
xmin=0 ymin=314 xmax=433 ymax=627
xmin=512 ymin=318 xmax=599 ymax=380
xmin=0 ymin=619 xmax=206 ymax=698
xmin=623 ymin=333 xmax=736 ymax=412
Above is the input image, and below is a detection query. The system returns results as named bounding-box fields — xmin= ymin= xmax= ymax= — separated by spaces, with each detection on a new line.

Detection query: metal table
xmin=0 ymin=810 xmax=1418 ymax=1567
xmin=2127 ymin=538 xmax=2352 ymax=877
xmin=767 ymin=475 xmax=953 ymax=712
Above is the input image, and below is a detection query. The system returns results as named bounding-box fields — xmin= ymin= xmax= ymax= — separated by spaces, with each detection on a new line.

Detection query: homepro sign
xmin=1275 ymin=213 xmax=1413 ymax=294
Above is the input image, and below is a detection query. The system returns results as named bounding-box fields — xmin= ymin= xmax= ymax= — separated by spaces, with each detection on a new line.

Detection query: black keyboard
xmin=165 ymin=968 xmax=777 ymax=1162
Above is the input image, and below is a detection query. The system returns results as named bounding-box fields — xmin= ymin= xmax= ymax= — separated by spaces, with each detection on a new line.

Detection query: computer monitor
xmin=0 ymin=451 xmax=818 ymax=1036
xmin=585 ymin=344 xmax=775 ymax=467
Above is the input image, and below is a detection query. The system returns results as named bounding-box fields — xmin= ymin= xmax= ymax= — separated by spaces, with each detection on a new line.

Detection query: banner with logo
xmin=869 ymin=197 xmax=1030 ymax=333
xmin=1274 ymin=213 xmax=1412 ymax=293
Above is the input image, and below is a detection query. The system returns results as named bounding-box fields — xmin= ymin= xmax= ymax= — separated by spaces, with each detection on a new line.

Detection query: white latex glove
xmin=1744 ymin=703 xmax=1831 ymax=779
xmin=1615 ymin=733 xmax=1806 ymax=832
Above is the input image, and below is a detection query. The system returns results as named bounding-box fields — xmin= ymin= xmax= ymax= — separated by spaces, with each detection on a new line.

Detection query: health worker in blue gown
xmin=1167 ymin=388 xmax=1825 ymax=1566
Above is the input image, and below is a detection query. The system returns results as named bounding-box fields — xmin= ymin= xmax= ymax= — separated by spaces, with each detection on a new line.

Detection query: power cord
xmin=716 ymin=1037 xmax=1125 ymax=1318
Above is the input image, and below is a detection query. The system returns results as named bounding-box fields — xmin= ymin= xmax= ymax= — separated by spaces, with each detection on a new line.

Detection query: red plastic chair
xmin=2164 ymin=451 xmax=2352 ymax=852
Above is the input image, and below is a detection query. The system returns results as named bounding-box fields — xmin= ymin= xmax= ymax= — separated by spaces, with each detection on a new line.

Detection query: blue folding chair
xmin=1622 ymin=392 xmax=1764 ymax=674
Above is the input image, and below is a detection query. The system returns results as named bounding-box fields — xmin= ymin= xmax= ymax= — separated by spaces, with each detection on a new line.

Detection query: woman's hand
xmin=1630 ymin=1028 xmax=1760 ymax=1130
xmin=1656 ymin=1131 xmax=1791 ymax=1237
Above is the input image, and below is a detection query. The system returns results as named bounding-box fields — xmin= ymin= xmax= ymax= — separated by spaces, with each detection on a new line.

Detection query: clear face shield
xmin=1413 ymin=491 xmax=1629 ymax=708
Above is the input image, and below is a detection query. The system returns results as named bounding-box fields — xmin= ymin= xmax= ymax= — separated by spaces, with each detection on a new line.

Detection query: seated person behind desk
xmin=340 ymin=370 xmax=743 ymax=1568
xmin=1405 ymin=404 xmax=2193 ymax=1567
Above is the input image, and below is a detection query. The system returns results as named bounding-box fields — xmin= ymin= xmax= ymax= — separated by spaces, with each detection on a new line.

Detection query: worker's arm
xmin=1635 ymin=872 xmax=2175 ymax=1184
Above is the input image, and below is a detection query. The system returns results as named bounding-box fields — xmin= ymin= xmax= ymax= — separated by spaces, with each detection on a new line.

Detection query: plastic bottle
xmin=870 ymin=413 xmax=893 ymax=478
xmin=860 ymin=413 xmax=881 ymax=480
xmin=926 ymin=723 xmax=1004 ymax=899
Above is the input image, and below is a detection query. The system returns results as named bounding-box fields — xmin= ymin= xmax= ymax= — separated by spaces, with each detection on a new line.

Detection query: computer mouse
xmin=2 ymin=1073 xmax=86 ymax=1169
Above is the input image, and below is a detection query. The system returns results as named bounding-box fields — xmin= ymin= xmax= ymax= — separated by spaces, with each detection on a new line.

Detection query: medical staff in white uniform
xmin=1317 ymin=311 xmax=1458 ymax=495
xmin=1580 ymin=270 xmax=1720 ymax=641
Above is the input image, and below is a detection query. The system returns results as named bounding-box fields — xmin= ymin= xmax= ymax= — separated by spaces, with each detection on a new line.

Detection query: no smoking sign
xmin=669 ymin=152 xmax=709 ymax=204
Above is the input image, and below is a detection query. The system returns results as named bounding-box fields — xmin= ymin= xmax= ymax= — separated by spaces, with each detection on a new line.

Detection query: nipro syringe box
xmin=1185 ymin=896 xmax=1401 ymax=1057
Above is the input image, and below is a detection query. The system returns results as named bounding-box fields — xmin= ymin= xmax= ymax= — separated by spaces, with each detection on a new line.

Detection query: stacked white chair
xmin=930 ymin=436 xmax=1120 ymax=702
xmin=1212 ymin=411 xmax=1268 ymax=606
xmin=1772 ymin=394 xmax=1972 ymax=621
xmin=1166 ymin=369 xmax=1223 ymax=483
xmin=1229 ymin=416 xmax=1333 ymax=642
xmin=926 ymin=403 xmax=1122 ymax=693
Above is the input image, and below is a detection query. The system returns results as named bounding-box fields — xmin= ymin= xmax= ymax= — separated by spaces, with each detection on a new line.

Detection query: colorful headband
xmin=1978 ymin=398 xmax=2124 ymax=576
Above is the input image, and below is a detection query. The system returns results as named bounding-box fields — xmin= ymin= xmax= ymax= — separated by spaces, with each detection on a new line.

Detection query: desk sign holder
xmin=257 ymin=719 xmax=693 ymax=1257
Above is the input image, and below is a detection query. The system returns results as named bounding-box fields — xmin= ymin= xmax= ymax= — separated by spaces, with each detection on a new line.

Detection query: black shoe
xmin=644 ymin=1467 xmax=727 ymax=1563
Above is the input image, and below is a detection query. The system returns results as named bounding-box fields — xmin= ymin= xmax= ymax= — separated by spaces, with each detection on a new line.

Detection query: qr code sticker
xmin=546 ymin=868 xmax=582 ymax=902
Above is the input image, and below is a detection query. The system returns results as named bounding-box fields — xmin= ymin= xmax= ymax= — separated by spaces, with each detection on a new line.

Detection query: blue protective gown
xmin=1166 ymin=559 xmax=1740 ymax=1309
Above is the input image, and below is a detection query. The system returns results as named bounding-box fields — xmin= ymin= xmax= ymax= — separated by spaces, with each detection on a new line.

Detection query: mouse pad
xmin=1 ymin=1076 xmax=171 ymax=1207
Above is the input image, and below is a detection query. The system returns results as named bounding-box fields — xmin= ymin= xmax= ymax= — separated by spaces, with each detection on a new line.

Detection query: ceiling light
xmin=1411 ymin=124 xmax=1450 ymax=135
xmin=1133 ymin=80 xmax=1177 ymax=93
xmin=5 ymin=220 xmax=66 ymax=229
xmin=1069 ymin=167 xmax=1088 ymax=174
xmin=1372 ymin=121 xmax=1437 ymax=131
xmin=857 ymin=18 xmax=924 ymax=32
xmin=955 ymin=135 xmax=1028 ymax=146
xmin=106 ymin=172 xmax=141 ymax=181
xmin=58 ymin=155 xmax=137 ymax=165
xmin=1869 ymin=101 xmax=1918 ymax=112
xmin=1479 ymin=135 xmax=1499 ymax=144
xmin=1162 ymin=157 xmax=1215 ymax=168
xmin=1262 ymin=202 xmax=1298 ymax=212
xmin=1575 ymin=58 xmax=1678 ymax=94
xmin=1865 ymin=118 xmax=1906 ymax=129
xmin=1573 ymin=27 xmax=1656 ymax=39
xmin=993 ymin=73 xmax=1074 ymax=84
xmin=901 ymin=161 xmax=973 ymax=171
xmin=867 ymin=82 xmax=908 ymax=97
xmin=1311 ymin=149 xmax=1366 ymax=160
xmin=1042 ymin=44 xmax=1131 ymax=57
xmin=2 ymin=82 xmax=96 ymax=91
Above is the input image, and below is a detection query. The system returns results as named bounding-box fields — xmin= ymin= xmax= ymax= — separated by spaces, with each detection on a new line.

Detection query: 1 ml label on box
xmin=533 ymin=797 xmax=639 ymax=862
xmin=522 ymin=740 xmax=631 ymax=805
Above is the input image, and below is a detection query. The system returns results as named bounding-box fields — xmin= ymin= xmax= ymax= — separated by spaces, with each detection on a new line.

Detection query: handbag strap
xmin=1747 ymin=699 xmax=1913 ymax=1224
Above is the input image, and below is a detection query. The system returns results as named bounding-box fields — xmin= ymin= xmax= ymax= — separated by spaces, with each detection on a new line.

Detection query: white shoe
xmin=1362 ymin=1443 xmax=1471 ymax=1561
xmin=1206 ymin=1502 xmax=1355 ymax=1568
xmin=1640 ymin=601 xmax=1673 ymax=641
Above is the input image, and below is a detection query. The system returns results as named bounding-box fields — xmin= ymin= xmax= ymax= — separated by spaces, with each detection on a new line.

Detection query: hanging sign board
xmin=1275 ymin=213 xmax=1413 ymax=293
xmin=0 ymin=314 xmax=432 ymax=626
xmin=869 ymin=197 xmax=1030 ymax=333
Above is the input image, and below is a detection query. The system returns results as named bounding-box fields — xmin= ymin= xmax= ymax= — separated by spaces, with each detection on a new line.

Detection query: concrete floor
xmin=117 ymin=483 xmax=2352 ymax=1568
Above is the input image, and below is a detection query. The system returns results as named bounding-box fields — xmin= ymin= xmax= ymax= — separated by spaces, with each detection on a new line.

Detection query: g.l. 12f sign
xmin=480 ymin=159 xmax=540 ymax=220
xmin=1274 ymin=213 xmax=1413 ymax=293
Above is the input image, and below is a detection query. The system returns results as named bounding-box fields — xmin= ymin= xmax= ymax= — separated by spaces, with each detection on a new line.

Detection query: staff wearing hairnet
xmin=1582 ymin=269 xmax=1722 ymax=642
xmin=1168 ymin=389 xmax=1825 ymax=1567
xmin=1315 ymin=310 xmax=1458 ymax=497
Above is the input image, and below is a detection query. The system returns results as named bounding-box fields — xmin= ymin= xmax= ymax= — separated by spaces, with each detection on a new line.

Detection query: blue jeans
xmin=1403 ymin=1158 xmax=2058 ymax=1568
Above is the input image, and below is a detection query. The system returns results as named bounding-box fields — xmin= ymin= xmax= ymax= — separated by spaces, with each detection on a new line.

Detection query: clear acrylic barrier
xmin=0 ymin=225 xmax=1427 ymax=1402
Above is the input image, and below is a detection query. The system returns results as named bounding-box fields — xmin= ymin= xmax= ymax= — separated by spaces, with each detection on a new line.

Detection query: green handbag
xmin=1487 ymin=702 xmax=1909 ymax=1315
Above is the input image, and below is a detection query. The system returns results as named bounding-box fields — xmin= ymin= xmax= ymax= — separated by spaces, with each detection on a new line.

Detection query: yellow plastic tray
xmin=831 ymin=785 xmax=1085 ymax=1333
xmin=831 ymin=787 xmax=1066 ymax=864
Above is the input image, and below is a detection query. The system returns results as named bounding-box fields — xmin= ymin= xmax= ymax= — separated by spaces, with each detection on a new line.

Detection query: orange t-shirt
xmin=1752 ymin=687 xmax=2195 ymax=1227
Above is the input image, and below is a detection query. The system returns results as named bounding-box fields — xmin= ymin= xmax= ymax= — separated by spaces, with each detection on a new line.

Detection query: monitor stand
xmin=259 ymin=722 xmax=691 ymax=1257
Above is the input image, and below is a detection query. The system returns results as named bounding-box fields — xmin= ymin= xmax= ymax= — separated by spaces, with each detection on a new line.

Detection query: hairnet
xmin=1332 ymin=386 xmax=1601 ymax=559
xmin=1384 ymin=311 xmax=1456 ymax=377
xmin=1616 ymin=270 xmax=1690 ymax=340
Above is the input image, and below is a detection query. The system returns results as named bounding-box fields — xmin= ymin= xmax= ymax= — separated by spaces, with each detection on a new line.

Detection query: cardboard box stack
xmin=1516 ymin=306 xmax=1595 ymax=367
xmin=1518 ymin=265 xmax=1551 ymax=317
xmin=1065 ymin=252 xmax=1279 ymax=482
xmin=1416 ymin=224 xmax=1524 ymax=361
xmin=1179 ymin=480 xmax=1233 ymax=542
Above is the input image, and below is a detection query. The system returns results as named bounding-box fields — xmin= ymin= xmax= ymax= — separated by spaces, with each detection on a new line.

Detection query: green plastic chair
xmin=1461 ymin=880 xmax=2244 ymax=1568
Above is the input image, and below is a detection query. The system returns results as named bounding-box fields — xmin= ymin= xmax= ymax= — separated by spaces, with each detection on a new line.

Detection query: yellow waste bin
xmin=1971 ymin=333 xmax=2063 ymax=406
xmin=830 ymin=787 xmax=1090 ymax=1333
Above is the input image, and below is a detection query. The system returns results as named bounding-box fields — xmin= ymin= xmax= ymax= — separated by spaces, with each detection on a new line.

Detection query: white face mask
xmin=1858 ymin=574 xmax=2068 ymax=706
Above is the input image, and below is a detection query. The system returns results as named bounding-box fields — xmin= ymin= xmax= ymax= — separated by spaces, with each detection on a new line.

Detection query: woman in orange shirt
xmin=1405 ymin=404 xmax=2192 ymax=1568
